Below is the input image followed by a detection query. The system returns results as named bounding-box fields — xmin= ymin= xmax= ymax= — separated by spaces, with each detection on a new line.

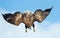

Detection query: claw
xmin=25 ymin=29 xmax=27 ymax=32
xmin=29 ymin=27 xmax=31 ymax=30
xmin=33 ymin=28 xmax=35 ymax=32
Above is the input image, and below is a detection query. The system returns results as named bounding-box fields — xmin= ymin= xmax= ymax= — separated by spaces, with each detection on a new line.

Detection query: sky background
xmin=0 ymin=0 xmax=60 ymax=38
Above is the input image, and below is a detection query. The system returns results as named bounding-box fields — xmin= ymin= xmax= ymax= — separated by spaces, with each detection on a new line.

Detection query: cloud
xmin=0 ymin=8 xmax=17 ymax=14
xmin=0 ymin=20 xmax=60 ymax=38
xmin=0 ymin=8 xmax=10 ymax=14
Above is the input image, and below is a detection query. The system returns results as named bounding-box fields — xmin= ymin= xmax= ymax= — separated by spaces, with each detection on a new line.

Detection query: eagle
xmin=2 ymin=7 xmax=52 ymax=32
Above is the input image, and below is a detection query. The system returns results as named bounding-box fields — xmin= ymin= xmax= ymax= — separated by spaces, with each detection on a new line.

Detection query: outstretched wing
xmin=2 ymin=13 xmax=15 ymax=24
xmin=2 ymin=11 xmax=23 ymax=26
xmin=34 ymin=7 xmax=52 ymax=22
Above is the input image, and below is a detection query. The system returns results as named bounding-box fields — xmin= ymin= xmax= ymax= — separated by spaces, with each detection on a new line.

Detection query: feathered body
xmin=2 ymin=7 xmax=52 ymax=32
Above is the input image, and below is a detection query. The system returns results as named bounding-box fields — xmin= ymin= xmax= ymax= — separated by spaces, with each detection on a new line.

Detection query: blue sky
xmin=0 ymin=0 xmax=60 ymax=38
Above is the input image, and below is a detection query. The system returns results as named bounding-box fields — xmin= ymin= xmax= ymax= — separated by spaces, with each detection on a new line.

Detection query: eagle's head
xmin=24 ymin=11 xmax=32 ymax=17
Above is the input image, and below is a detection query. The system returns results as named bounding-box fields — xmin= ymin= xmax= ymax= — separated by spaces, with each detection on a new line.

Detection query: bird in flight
xmin=2 ymin=7 xmax=52 ymax=32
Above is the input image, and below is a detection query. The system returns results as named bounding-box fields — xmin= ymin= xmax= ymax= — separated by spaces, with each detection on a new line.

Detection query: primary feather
xmin=34 ymin=7 xmax=52 ymax=22
xmin=2 ymin=11 xmax=23 ymax=26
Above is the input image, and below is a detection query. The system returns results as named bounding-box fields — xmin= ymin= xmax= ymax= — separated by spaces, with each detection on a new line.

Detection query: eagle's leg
xmin=25 ymin=25 xmax=28 ymax=32
xmin=32 ymin=24 xmax=35 ymax=32
xmin=29 ymin=26 xmax=31 ymax=30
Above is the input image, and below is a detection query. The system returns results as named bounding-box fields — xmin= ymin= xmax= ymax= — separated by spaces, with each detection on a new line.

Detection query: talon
xmin=33 ymin=28 xmax=35 ymax=32
xmin=25 ymin=29 xmax=27 ymax=32
xmin=29 ymin=27 xmax=31 ymax=30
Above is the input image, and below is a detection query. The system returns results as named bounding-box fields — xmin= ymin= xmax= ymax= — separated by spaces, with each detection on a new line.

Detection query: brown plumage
xmin=2 ymin=7 xmax=52 ymax=32
xmin=23 ymin=12 xmax=35 ymax=32
xmin=2 ymin=11 xmax=23 ymax=26
xmin=14 ymin=12 xmax=23 ymax=25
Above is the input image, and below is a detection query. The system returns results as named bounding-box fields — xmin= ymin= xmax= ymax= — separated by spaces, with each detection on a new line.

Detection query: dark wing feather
xmin=34 ymin=7 xmax=52 ymax=22
xmin=2 ymin=13 xmax=15 ymax=24
xmin=2 ymin=12 xmax=23 ymax=26
xmin=43 ymin=7 xmax=52 ymax=16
